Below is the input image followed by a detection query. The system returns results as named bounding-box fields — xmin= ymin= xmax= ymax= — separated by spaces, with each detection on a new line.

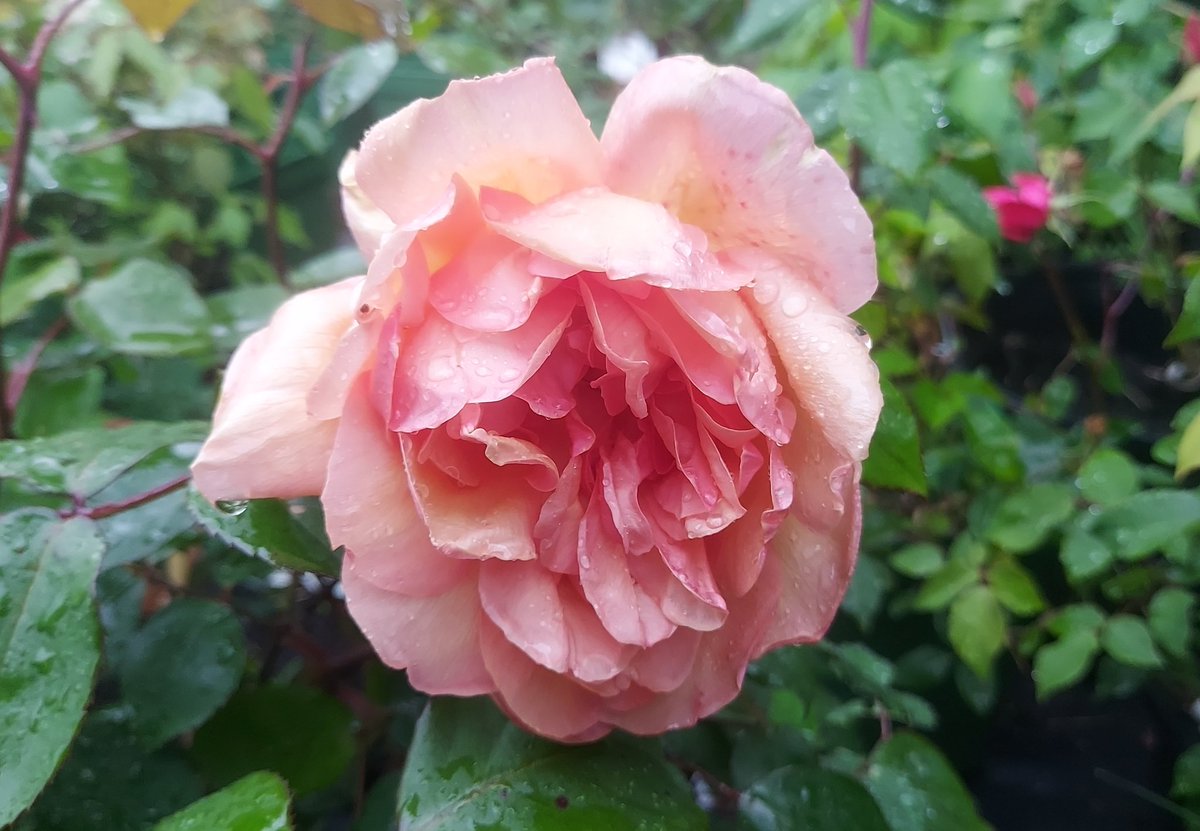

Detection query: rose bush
xmin=192 ymin=56 xmax=881 ymax=741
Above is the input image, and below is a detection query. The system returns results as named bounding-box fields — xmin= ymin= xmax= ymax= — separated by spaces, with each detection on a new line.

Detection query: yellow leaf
xmin=1184 ymin=102 xmax=1200 ymax=172
xmin=121 ymin=0 xmax=200 ymax=40
xmin=290 ymin=0 xmax=385 ymax=39
xmin=1176 ymin=409 xmax=1200 ymax=480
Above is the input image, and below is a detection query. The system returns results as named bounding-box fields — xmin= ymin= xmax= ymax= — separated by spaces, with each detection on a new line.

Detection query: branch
xmin=848 ymin=0 xmax=874 ymax=192
xmin=1100 ymin=271 xmax=1140 ymax=358
xmin=0 ymin=0 xmax=90 ymax=438
xmin=4 ymin=315 xmax=67 ymax=411
xmin=259 ymin=35 xmax=316 ymax=286
xmin=69 ymin=123 xmax=260 ymax=156
xmin=62 ymin=473 xmax=191 ymax=521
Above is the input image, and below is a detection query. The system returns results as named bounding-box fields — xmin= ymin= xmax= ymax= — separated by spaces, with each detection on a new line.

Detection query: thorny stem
xmin=0 ymin=0 xmax=90 ymax=438
xmin=260 ymin=35 xmax=317 ymax=286
xmin=60 ymin=473 xmax=191 ymax=521
xmin=848 ymin=0 xmax=874 ymax=192
xmin=4 ymin=315 xmax=67 ymax=411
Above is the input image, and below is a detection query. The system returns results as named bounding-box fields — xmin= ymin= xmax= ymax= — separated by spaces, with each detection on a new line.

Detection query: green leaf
xmin=947 ymin=52 xmax=1031 ymax=171
xmin=188 ymin=491 xmax=340 ymax=575
xmin=1059 ymin=527 xmax=1114 ymax=583
xmin=722 ymin=0 xmax=811 ymax=54
xmin=118 ymin=599 xmax=246 ymax=748
xmin=1175 ymin=408 xmax=1200 ymax=478
xmin=913 ymin=559 xmax=978 ymax=611
xmin=963 ymin=398 xmax=1025 ymax=483
xmin=863 ymin=732 xmax=989 ymax=831
xmin=1183 ymin=101 xmax=1200 ymax=171
xmin=1047 ymin=603 xmax=1105 ymax=638
xmin=69 ymin=259 xmax=212 ymax=357
xmin=863 ymin=377 xmax=927 ymax=495
xmin=1076 ymin=448 xmax=1140 ymax=505
xmin=1173 ymin=745 xmax=1200 ymax=801
xmin=14 ymin=366 xmax=105 ymax=438
xmin=0 ymin=255 xmax=81 ymax=326
xmin=985 ymin=483 xmax=1076 ymax=553
xmin=840 ymin=61 xmax=938 ymax=179
xmin=18 ymin=709 xmax=203 ymax=831
xmin=890 ymin=542 xmax=945 ymax=578
xmin=987 ymin=557 xmax=1045 ymax=615
xmin=1145 ymin=180 xmax=1200 ymax=224
xmin=397 ymin=697 xmax=705 ymax=831
xmin=1100 ymin=615 xmax=1164 ymax=669
xmin=207 ymin=285 xmax=287 ymax=354
xmin=927 ymin=167 xmax=999 ymax=241
xmin=1033 ymin=630 xmax=1099 ymax=699
xmin=118 ymin=85 xmax=229 ymax=129
xmin=741 ymin=766 xmax=890 ymax=831
xmin=1147 ymin=587 xmax=1194 ymax=659
xmin=1092 ymin=489 xmax=1200 ymax=561
xmin=191 ymin=686 xmax=355 ymax=796
xmin=0 ymin=421 xmax=207 ymax=496
xmin=0 ymin=512 xmax=105 ymax=826
xmin=319 ymin=41 xmax=399 ymax=125
xmin=948 ymin=585 xmax=1006 ymax=678
xmin=289 ymin=245 xmax=368 ymax=290
xmin=152 ymin=772 xmax=292 ymax=831
xmin=1062 ymin=19 xmax=1117 ymax=74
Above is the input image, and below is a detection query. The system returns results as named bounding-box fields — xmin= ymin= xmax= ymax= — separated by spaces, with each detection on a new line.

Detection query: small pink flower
xmin=192 ymin=57 xmax=881 ymax=741
xmin=984 ymin=173 xmax=1052 ymax=243
xmin=1013 ymin=78 xmax=1038 ymax=114
xmin=1184 ymin=13 xmax=1200 ymax=65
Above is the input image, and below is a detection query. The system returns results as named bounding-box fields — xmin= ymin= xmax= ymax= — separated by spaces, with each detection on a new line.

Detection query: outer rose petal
xmin=342 ymin=554 xmax=493 ymax=695
xmin=602 ymin=56 xmax=876 ymax=314
xmin=322 ymin=380 xmax=469 ymax=597
xmin=338 ymin=150 xmax=393 ymax=259
xmin=191 ymin=277 xmax=361 ymax=501
xmin=355 ymin=58 xmax=602 ymax=229
xmin=741 ymin=251 xmax=881 ymax=466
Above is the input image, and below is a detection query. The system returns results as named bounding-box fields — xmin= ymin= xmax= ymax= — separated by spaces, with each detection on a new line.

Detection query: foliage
xmin=0 ymin=0 xmax=1198 ymax=828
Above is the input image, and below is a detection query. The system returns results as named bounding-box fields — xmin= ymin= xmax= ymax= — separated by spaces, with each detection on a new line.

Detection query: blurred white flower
xmin=597 ymin=31 xmax=658 ymax=85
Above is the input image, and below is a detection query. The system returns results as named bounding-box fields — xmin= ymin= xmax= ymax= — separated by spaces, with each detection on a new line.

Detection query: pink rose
xmin=193 ymin=57 xmax=881 ymax=741
xmin=1185 ymin=13 xmax=1200 ymax=66
xmin=984 ymin=173 xmax=1052 ymax=244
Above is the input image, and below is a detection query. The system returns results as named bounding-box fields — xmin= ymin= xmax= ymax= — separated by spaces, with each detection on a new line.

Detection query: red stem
xmin=4 ymin=315 xmax=67 ymax=411
xmin=62 ymin=473 xmax=191 ymax=521
xmin=0 ymin=0 xmax=90 ymax=439
xmin=848 ymin=0 xmax=874 ymax=192
xmin=258 ymin=36 xmax=316 ymax=286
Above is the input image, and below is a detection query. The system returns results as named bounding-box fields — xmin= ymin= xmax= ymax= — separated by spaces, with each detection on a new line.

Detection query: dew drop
xmin=781 ymin=294 xmax=807 ymax=317
xmin=216 ymin=499 xmax=249 ymax=516
xmin=426 ymin=358 xmax=456 ymax=382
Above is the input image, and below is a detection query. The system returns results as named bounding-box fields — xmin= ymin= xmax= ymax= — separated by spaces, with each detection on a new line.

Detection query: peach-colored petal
xmin=479 ymin=559 xmax=569 ymax=671
xmin=341 ymin=553 xmax=492 ymax=695
xmin=484 ymin=187 xmax=750 ymax=292
xmin=479 ymin=618 xmax=610 ymax=742
xmin=741 ymin=251 xmax=882 ymax=467
xmin=191 ymin=277 xmax=361 ymax=501
xmin=385 ymin=287 xmax=577 ymax=433
xmin=757 ymin=474 xmax=861 ymax=652
xmin=355 ymin=58 xmax=602 ymax=230
xmin=338 ymin=150 xmax=393 ymax=259
xmin=579 ymin=489 xmax=676 ymax=647
xmin=602 ymin=56 xmax=876 ymax=314
xmin=322 ymin=381 xmax=468 ymax=597
xmin=428 ymin=232 xmax=544 ymax=333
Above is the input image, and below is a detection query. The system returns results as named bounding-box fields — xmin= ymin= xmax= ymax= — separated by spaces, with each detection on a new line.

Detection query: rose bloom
xmin=984 ymin=173 xmax=1052 ymax=244
xmin=193 ymin=57 xmax=881 ymax=742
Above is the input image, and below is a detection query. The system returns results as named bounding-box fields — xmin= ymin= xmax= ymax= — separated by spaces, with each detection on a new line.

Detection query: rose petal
xmin=191 ymin=277 xmax=361 ymax=501
xmin=322 ymin=380 xmax=468 ymax=597
xmin=387 ymin=287 xmax=577 ymax=433
xmin=356 ymin=58 xmax=602 ymax=229
xmin=484 ymin=186 xmax=749 ymax=291
xmin=602 ymin=55 xmax=875 ymax=314
xmin=342 ymin=553 xmax=492 ymax=695
xmin=428 ymin=232 xmax=544 ymax=332
xmin=338 ymin=149 xmax=393 ymax=259
xmin=479 ymin=618 xmax=610 ymax=742
xmin=479 ymin=559 xmax=569 ymax=671
xmin=741 ymin=251 xmax=882 ymax=466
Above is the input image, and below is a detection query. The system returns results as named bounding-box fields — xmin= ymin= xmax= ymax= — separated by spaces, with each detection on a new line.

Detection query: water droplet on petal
xmin=781 ymin=294 xmax=807 ymax=317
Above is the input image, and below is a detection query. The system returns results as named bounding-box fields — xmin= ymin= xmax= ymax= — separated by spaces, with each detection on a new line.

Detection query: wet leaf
xmin=741 ymin=766 xmax=890 ymax=830
xmin=863 ymin=732 xmax=989 ymax=831
xmin=0 ymin=512 xmax=105 ymax=826
xmin=152 ymin=772 xmax=291 ymax=831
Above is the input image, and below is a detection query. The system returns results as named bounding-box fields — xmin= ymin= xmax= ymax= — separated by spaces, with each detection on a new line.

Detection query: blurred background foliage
xmin=1 ymin=0 xmax=1200 ymax=829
